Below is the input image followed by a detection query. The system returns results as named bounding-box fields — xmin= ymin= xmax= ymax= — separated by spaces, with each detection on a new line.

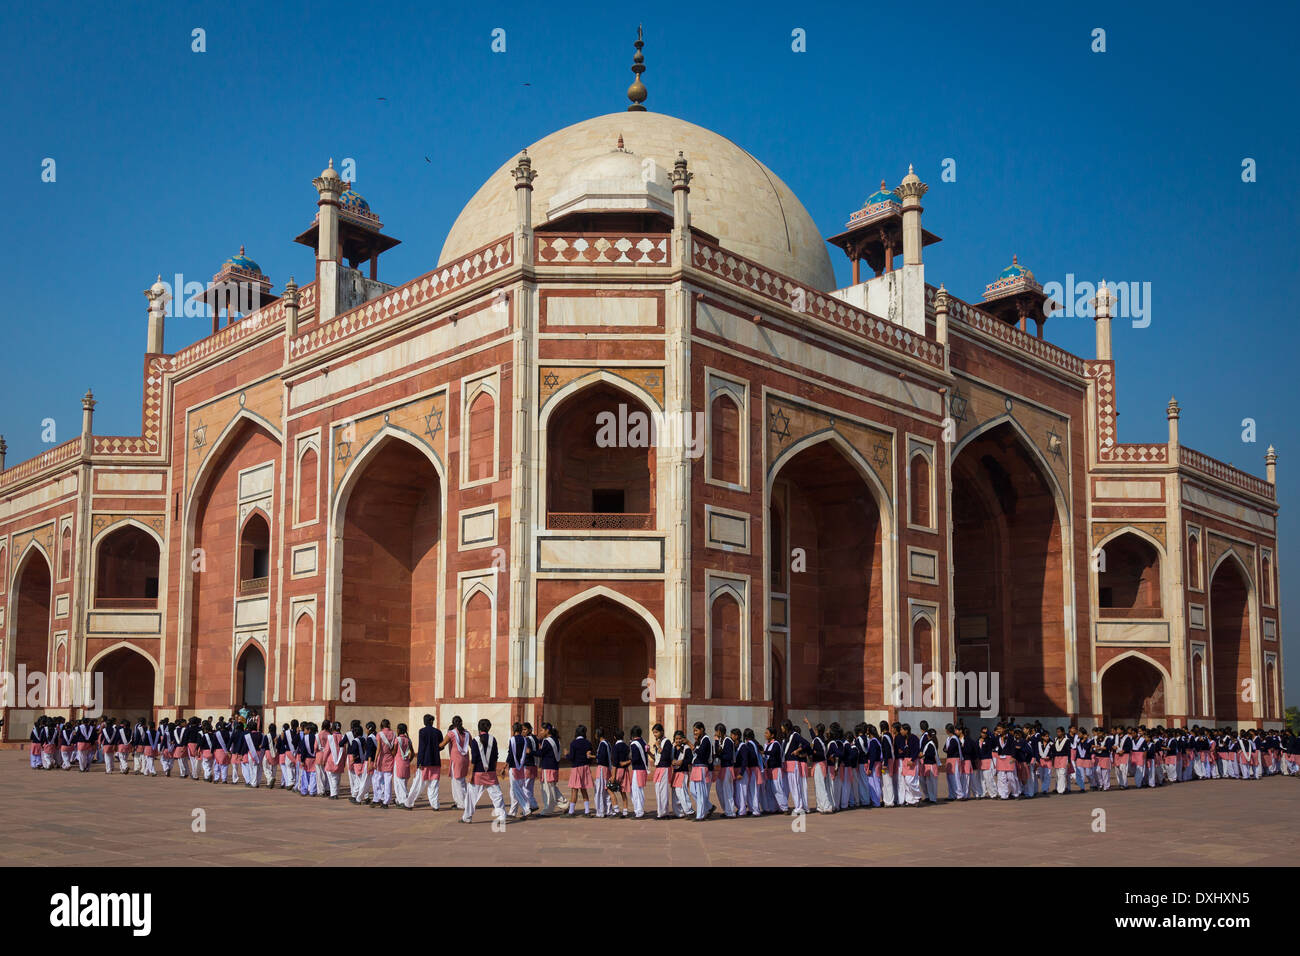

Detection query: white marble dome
xmin=438 ymin=111 xmax=836 ymax=290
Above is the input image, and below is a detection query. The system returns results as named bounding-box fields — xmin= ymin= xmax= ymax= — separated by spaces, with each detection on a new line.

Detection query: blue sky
xmin=2 ymin=2 xmax=1296 ymax=695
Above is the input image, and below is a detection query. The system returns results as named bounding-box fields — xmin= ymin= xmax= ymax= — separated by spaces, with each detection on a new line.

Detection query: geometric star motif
xmin=335 ymin=430 xmax=352 ymax=466
xmin=192 ymin=420 xmax=207 ymax=450
xmin=1046 ymin=426 xmax=1063 ymax=460
xmin=423 ymin=406 xmax=443 ymax=444
xmin=644 ymin=373 xmax=661 ymax=389
xmin=768 ymin=406 xmax=791 ymax=445
xmin=947 ymin=387 xmax=968 ymax=425
xmin=872 ymin=440 xmax=889 ymax=469
xmin=542 ymin=370 xmax=560 ymax=391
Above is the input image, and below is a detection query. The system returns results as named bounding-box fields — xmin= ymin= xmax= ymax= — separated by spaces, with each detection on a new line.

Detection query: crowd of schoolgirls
xmin=24 ymin=712 xmax=1299 ymax=823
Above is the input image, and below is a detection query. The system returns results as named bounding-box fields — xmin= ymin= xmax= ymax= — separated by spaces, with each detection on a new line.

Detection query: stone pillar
xmin=1266 ymin=445 xmax=1277 ymax=485
xmin=934 ymin=284 xmax=950 ymax=346
xmin=511 ymin=149 xmax=537 ymax=266
xmin=81 ymin=389 xmax=96 ymax=440
xmin=144 ymin=274 xmax=169 ymax=354
xmin=670 ymin=151 xmax=693 ymax=267
xmin=282 ymin=277 xmax=300 ymax=339
xmin=896 ymin=165 xmax=927 ymax=267
xmin=312 ymin=159 xmax=345 ymax=324
xmin=1093 ymin=280 xmax=1113 ymax=361
xmin=1167 ymin=396 xmax=1180 ymax=466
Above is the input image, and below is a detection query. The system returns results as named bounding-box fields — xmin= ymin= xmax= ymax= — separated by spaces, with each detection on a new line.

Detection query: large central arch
xmin=951 ymin=418 xmax=1070 ymax=718
xmin=332 ymin=431 xmax=443 ymax=708
xmin=767 ymin=431 xmax=891 ymax=716
xmin=89 ymin=644 xmax=157 ymax=720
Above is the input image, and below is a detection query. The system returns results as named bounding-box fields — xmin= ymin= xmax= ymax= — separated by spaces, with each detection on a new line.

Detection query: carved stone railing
xmin=536 ymin=233 xmax=670 ymax=266
xmin=289 ymin=236 xmax=512 ymax=360
xmin=932 ymin=286 xmax=1087 ymax=377
xmin=0 ymin=437 xmax=81 ymax=489
xmin=93 ymin=596 xmax=159 ymax=610
xmin=692 ymin=239 xmax=945 ymax=369
xmin=1182 ymin=446 xmax=1275 ymax=501
xmin=239 ymin=576 xmax=269 ymax=595
xmin=546 ymin=512 xmax=654 ymax=531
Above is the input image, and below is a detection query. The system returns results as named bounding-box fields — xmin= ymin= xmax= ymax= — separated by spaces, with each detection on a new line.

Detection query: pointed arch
xmin=950 ymin=413 xmax=1078 ymax=716
xmin=91 ymin=518 xmax=162 ymax=609
xmin=88 ymin=642 xmax=158 ymax=718
xmin=1208 ymin=548 xmax=1259 ymax=724
xmin=178 ymin=410 xmax=282 ymax=708
xmin=766 ymin=428 xmax=895 ymax=711
xmin=535 ymin=586 xmax=667 ymax=698
xmin=328 ymin=426 xmax=445 ymax=707
xmin=5 ymin=542 xmax=53 ymax=679
xmin=1097 ymin=649 xmax=1171 ymax=723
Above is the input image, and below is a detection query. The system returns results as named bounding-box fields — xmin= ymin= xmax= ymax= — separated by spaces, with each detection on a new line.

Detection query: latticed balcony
xmin=546 ymin=512 xmax=653 ymax=531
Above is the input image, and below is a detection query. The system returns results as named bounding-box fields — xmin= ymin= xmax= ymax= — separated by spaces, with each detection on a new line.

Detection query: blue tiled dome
xmin=865 ymin=180 xmax=898 ymax=206
xmin=223 ymin=246 xmax=262 ymax=274
xmin=339 ymin=186 xmax=371 ymax=216
xmin=997 ymin=254 xmax=1032 ymax=281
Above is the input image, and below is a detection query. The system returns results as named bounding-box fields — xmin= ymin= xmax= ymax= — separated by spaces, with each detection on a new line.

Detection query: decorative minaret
xmin=0 ymin=435 xmax=7 ymax=471
xmin=1093 ymin=279 xmax=1113 ymax=360
xmin=81 ymin=389 xmax=96 ymax=440
xmin=511 ymin=149 xmax=537 ymax=266
xmin=144 ymin=274 xmax=169 ymax=354
xmin=312 ymin=159 xmax=345 ymax=324
xmin=934 ymin=284 xmax=950 ymax=347
xmin=670 ymin=150 xmax=693 ymax=265
xmin=1167 ymin=396 xmax=1180 ymax=466
xmin=283 ymin=276 xmax=300 ymax=339
xmin=1266 ymin=445 xmax=1277 ymax=485
xmin=895 ymin=164 xmax=928 ymax=267
xmin=627 ymin=25 xmax=647 ymax=111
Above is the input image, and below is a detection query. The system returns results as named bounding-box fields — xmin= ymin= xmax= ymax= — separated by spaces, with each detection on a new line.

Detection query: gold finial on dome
xmin=627 ymin=25 xmax=647 ymax=112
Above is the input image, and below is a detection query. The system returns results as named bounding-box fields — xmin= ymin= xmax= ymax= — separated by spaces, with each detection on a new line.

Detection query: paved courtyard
xmin=2 ymin=752 xmax=1295 ymax=866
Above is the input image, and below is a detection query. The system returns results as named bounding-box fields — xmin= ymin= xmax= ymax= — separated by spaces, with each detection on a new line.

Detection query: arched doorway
xmin=1101 ymin=654 xmax=1166 ymax=725
xmin=188 ymin=417 xmax=281 ymax=709
xmin=1209 ymin=555 xmax=1253 ymax=723
xmin=339 ymin=435 xmax=441 ymax=707
xmin=95 ymin=524 xmax=160 ymax=608
xmin=545 ymin=380 xmax=656 ymax=530
xmin=95 ymin=646 xmax=155 ymax=719
xmin=951 ymin=421 xmax=1066 ymax=717
xmin=12 ymin=548 xmax=53 ymax=678
xmin=544 ymin=596 xmax=656 ymax=736
xmin=769 ymin=437 xmax=883 ymax=714
xmin=235 ymin=642 xmax=266 ymax=709
xmin=1097 ymin=532 xmax=1162 ymax=616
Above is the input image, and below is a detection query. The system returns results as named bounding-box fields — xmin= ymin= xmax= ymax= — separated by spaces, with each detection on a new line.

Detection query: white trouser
xmin=785 ymin=770 xmax=808 ymax=813
xmin=104 ymin=751 xmax=114 ymax=774
xmin=812 ymin=765 xmax=834 ymax=812
xmin=78 ymin=750 xmax=92 ymax=771
xmin=593 ymin=771 xmax=612 ymax=817
xmin=837 ymin=770 xmax=853 ymax=809
xmin=690 ymin=777 xmax=711 ymax=819
xmin=767 ymin=772 xmax=787 ymax=812
xmin=980 ymin=767 xmax=997 ymax=798
xmin=263 ymin=757 xmax=275 ymax=787
xmin=463 ymin=782 xmax=505 ymax=823
xmin=393 ymin=775 xmax=410 ymax=806
xmin=736 ymin=770 xmax=760 ymax=816
xmin=715 ymin=771 xmax=737 ymax=817
xmin=855 ymin=765 xmax=869 ymax=806
xmin=899 ymin=771 xmax=921 ymax=805
xmin=883 ymin=768 xmax=899 ymax=807
xmin=322 ymin=770 xmax=340 ymax=797
xmin=405 ymin=771 xmax=441 ymax=809
xmin=1117 ymin=762 xmax=1130 ymax=788
xmin=142 ymin=754 xmax=156 ymax=775
xmin=61 ymin=750 xmax=73 ymax=769
xmin=996 ymin=770 xmax=1018 ymax=799
xmin=674 ymin=781 xmax=694 ymax=817
xmin=540 ymin=778 xmax=561 ymax=815
xmin=922 ymin=772 xmax=938 ymax=802
xmin=508 ymin=771 xmax=531 ymax=815
xmin=242 ymin=761 xmax=258 ymax=786
xmin=373 ymin=770 xmax=393 ymax=805
xmin=630 ymin=774 xmax=646 ymax=817
xmin=945 ymin=768 xmax=963 ymax=800
xmin=280 ymin=762 xmax=295 ymax=787
xmin=1055 ymin=766 xmax=1069 ymax=794
xmin=451 ymin=774 xmax=468 ymax=810
xmin=969 ymin=767 xmax=985 ymax=799
xmin=654 ymin=771 xmax=675 ymax=818
xmin=866 ymin=769 xmax=883 ymax=807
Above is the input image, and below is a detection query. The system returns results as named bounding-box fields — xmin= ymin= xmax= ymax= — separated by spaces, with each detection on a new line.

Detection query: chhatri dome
xmin=439 ymin=109 xmax=837 ymax=290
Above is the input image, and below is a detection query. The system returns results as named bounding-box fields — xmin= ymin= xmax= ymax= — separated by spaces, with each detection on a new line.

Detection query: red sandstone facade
xmin=0 ymin=110 xmax=1285 ymax=738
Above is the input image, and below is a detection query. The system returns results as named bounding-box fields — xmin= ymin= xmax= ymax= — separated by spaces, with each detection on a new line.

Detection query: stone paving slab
xmin=1 ymin=753 xmax=1296 ymax=866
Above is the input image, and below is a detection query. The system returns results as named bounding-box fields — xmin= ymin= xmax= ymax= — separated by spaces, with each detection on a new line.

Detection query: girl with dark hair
xmin=567 ymin=724 xmax=594 ymax=816
xmin=447 ymin=715 xmax=471 ymax=810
